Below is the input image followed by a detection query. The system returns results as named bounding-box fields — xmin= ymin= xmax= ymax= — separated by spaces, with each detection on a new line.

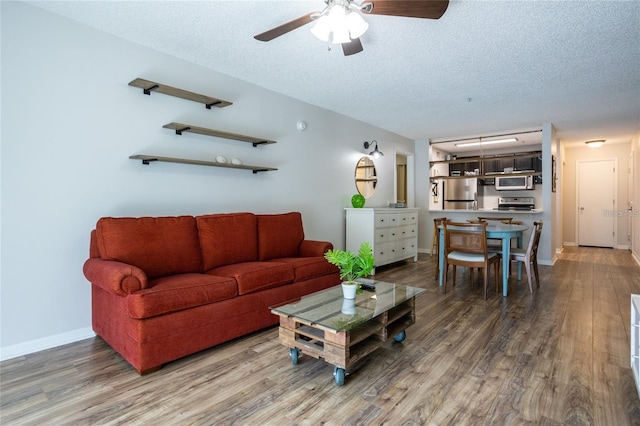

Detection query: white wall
xmin=0 ymin=2 xmax=414 ymax=358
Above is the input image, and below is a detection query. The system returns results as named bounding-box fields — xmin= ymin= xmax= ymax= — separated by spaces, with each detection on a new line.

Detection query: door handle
xmin=580 ymin=207 xmax=585 ymax=211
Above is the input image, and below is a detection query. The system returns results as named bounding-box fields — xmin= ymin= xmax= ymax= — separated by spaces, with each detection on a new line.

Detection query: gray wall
xmin=1 ymin=2 xmax=414 ymax=357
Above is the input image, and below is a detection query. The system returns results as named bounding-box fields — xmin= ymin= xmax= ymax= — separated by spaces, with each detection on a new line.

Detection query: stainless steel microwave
xmin=495 ymin=175 xmax=534 ymax=191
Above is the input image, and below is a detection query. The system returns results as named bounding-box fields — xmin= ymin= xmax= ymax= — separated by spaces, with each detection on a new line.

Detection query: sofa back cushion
xmin=257 ymin=212 xmax=304 ymax=261
xmin=196 ymin=213 xmax=258 ymax=270
xmin=95 ymin=216 xmax=202 ymax=279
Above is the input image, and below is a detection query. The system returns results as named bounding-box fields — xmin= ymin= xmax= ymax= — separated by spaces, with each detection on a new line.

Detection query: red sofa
xmin=83 ymin=212 xmax=340 ymax=374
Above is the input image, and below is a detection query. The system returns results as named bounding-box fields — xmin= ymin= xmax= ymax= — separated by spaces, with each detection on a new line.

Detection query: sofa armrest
xmin=299 ymin=240 xmax=334 ymax=257
xmin=83 ymin=258 xmax=148 ymax=296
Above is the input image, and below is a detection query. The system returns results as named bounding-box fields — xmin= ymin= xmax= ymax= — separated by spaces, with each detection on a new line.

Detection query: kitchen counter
xmin=436 ymin=208 xmax=543 ymax=214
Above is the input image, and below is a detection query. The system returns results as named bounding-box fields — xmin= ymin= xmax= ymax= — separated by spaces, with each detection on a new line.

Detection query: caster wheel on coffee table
xmin=290 ymin=348 xmax=300 ymax=365
xmin=333 ymin=366 xmax=345 ymax=386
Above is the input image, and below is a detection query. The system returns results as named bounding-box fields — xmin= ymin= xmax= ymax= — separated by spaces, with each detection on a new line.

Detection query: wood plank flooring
xmin=2 ymin=247 xmax=640 ymax=425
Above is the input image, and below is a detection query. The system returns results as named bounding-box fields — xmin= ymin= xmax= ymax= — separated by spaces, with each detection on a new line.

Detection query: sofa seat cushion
xmin=257 ymin=212 xmax=304 ymax=261
xmin=96 ymin=216 xmax=202 ymax=279
xmin=207 ymin=262 xmax=294 ymax=295
xmin=128 ymin=273 xmax=237 ymax=319
xmin=196 ymin=213 xmax=258 ymax=270
xmin=269 ymin=257 xmax=339 ymax=282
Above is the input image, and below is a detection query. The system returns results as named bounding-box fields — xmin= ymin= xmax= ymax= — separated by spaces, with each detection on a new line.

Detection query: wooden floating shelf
xmin=129 ymin=155 xmax=277 ymax=174
xmin=128 ymin=78 xmax=233 ymax=109
xmin=162 ymin=122 xmax=276 ymax=147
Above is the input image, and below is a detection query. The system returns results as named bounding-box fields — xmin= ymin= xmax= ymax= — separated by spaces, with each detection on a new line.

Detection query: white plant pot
xmin=342 ymin=282 xmax=358 ymax=300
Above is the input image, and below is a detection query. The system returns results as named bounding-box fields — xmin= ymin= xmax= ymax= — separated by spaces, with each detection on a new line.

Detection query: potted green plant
xmin=324 ymin=241 xmax=375 ymax=299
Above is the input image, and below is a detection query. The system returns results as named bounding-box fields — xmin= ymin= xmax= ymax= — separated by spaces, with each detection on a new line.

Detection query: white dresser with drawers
xmin=345 ymin=208 xmax=419 ymax=273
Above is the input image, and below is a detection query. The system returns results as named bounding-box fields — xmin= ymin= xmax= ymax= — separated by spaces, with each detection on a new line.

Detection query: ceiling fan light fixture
xmin=585 ymin=139 xmax=605 ymax=148
xmin=347 ymin=11 xmax=369 ymax=38
xmin=311 ymin=2 xmax=368 ymax=44
xmin=332 ymin=27 xmax=351 ymax=44
xmin=310 ymin=15 xmax=331 ymax=41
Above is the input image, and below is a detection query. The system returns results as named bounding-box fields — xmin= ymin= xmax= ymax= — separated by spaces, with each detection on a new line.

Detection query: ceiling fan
xmin=254 ymin=0 xmax=449 ymax=56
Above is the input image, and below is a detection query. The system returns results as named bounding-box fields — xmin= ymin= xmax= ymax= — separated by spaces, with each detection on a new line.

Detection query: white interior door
xmin=577 ymin=159 xmax=616 ymax=247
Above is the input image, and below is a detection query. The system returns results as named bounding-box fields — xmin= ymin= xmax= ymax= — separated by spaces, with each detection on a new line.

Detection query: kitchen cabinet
xmin=431 ymin=151 xmax=542 ymax=181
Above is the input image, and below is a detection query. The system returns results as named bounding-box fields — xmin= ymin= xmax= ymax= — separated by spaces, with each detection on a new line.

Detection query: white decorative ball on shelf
xmin=216 ymin=155 xmax=227 ymax=164
xmin=231 ymin=158 xmax=242 ymax=165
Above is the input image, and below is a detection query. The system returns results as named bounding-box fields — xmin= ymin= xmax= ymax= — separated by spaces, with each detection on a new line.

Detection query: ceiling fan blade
xmin=363 ymin=0 xmax=449 ymax=19
xmin=342 ymin=38 xmax=364 ymax=56
xmin=254 ymin=13 xmax=316 ymax=42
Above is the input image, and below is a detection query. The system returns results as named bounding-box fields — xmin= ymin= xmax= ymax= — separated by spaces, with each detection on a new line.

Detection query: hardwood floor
xmin=2 ymin=247 xmax=640 ymax=425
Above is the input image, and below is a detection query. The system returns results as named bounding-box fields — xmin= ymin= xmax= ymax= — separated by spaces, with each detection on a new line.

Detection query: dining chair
xmin=431 ymin=217 xmax=447 ymax=279
xmin=502 ymin=221 xmax=543 ymax=293
xmin=475 ymin=217 xmax=514 ymax=247
xmin=431 ymin=217 xmax=447 ymax=256
xmin=477 ymin=217 xmax=513 ymax=224
xmin=443 ymin=221 xmax=500 ymax=300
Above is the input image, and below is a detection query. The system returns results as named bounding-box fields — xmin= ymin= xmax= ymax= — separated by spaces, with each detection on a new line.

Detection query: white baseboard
xmin=563 ymin=242 xmax=577 ymax=247
xmin=0 ymin=327 xmax=95 ymax=362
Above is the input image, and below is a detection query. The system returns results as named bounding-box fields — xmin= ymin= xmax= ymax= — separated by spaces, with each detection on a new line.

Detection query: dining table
xmin=438 ymin=223 xmax=528 ymax=296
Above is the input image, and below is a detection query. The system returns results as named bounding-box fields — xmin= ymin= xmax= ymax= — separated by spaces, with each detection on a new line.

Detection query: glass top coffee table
xmin=270 ymin=279 xmax=425 ymax=386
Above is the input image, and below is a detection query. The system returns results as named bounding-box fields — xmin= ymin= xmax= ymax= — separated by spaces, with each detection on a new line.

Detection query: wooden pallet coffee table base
xmin=271 ymin=281 xmax=423 ymax=386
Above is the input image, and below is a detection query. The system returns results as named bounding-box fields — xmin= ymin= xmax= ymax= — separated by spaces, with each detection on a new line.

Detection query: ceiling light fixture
xmin=585 ymin=139 xmax=605 ymax=148
xmin=364 ymin=140 xmax=384 ymax=158
xmin=455 ymin=138 xmax=519 ymax=148
xmin=311 ymin=0 xmax=369 ymax=44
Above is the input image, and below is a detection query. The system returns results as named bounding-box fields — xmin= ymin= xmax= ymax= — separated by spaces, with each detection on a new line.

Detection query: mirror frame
xmin=355 ymin=156 xmax=377 ymax=198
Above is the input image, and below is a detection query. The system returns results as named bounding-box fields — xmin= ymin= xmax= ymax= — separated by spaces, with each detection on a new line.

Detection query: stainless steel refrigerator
xmin=444 ymin=178 xmax=478 ymax=210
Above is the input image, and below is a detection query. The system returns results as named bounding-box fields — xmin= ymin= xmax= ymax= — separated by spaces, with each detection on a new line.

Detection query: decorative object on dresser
xmin=83 ymin=212 xmax=340 ymax=374
xmin=351 ymin=193 xmax=366 ymax=208
xmin=346 ymin=208 xmax=419 ymax=273
xmin=324 ymin=241 xmax=375 ymax=299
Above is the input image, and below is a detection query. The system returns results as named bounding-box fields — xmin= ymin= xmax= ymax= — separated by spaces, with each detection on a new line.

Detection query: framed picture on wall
xmin=551 ymin=155 xmax=557 ymax=192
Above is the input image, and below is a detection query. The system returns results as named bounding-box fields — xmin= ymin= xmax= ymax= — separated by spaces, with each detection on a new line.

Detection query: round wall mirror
xmin=355 ymin=156 xmax=377 ymax=198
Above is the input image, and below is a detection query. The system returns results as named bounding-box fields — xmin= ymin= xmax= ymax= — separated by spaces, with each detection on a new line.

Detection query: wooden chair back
xmin=477 ymin=217 xmax=513 ymax=224
xmin=443 ymin=221 xmax=488 ymax=258
xmin=528 ymin=221 xmax=543 ymax=260
xmin=431 ymin=217 xmax=447 ymax=257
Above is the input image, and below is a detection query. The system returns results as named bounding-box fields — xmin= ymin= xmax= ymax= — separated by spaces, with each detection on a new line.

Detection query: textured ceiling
xmin=29 ymin=0 xmax=640 ymax=150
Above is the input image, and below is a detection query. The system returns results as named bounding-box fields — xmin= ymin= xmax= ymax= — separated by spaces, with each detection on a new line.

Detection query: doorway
xmin=576 ymin=158 xmax=616 ymax=247
xmin=396 ymin=154 xmax=407 ymax=203
xmin=395 ymin=151 xmax=414 ymax=206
